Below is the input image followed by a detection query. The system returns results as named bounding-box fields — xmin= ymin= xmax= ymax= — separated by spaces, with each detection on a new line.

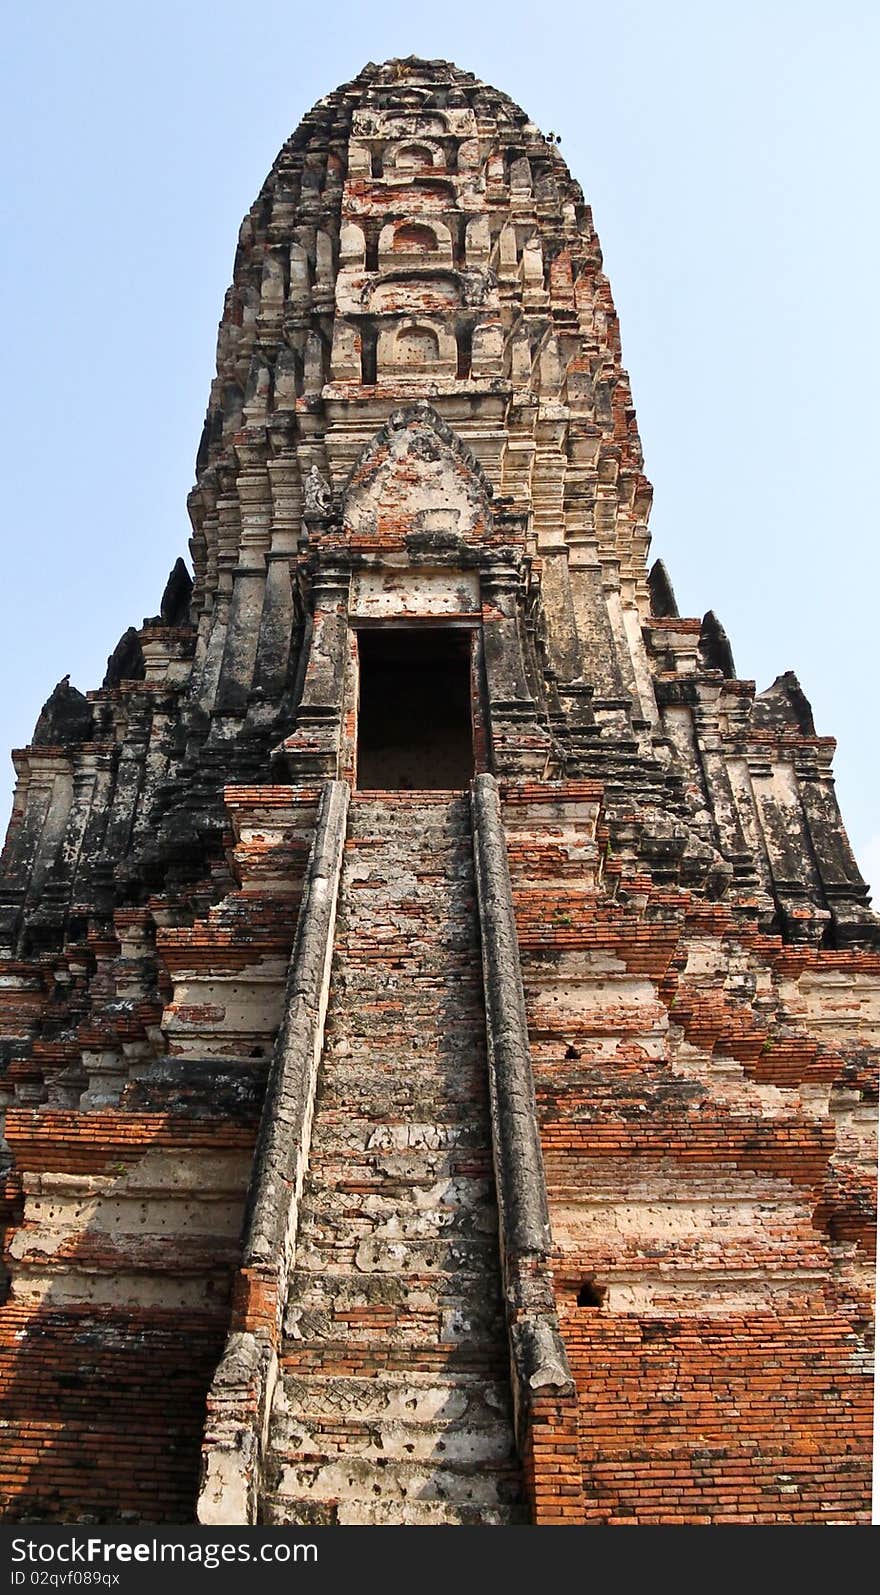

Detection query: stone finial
xmin=32 ymin=676 xmax=93 ymax=745
xmin=648 ymin=559 xmax=679 ymax=618
xmin=699 ymin=610 xmax=735 ymax=677
xmin=753 ymin=671 xmax=816 ymax=735
xmin=103 ymin=627 xmax=145 ymax=689
xmin=160 ymin=558 xmax=194 ymax=626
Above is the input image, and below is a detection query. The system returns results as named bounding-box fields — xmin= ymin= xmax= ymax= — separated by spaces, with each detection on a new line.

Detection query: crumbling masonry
xmin=0 ymin=58 xmax=876 ymax=1526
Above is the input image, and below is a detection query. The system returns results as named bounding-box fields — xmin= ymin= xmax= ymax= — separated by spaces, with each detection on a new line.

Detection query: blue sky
xmin=1 ymin=0 xmax=878 ymax=1511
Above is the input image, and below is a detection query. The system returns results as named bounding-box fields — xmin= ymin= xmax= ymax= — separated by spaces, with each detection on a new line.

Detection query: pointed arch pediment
xmin=342 ymin=403 xmax=493 ymax=547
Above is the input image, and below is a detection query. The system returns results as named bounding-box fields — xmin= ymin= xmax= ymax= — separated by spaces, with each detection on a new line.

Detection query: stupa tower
xmin=0 ymin=59 xmax=875 ymax=1525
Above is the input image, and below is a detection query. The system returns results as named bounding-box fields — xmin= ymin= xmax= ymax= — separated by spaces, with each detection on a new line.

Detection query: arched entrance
xmin=354 ymin=624 xmax=477 ymax=790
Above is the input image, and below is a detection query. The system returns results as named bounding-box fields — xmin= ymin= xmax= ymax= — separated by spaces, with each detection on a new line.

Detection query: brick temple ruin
xmin=0 ymin=58 xmax=876 ymax=1526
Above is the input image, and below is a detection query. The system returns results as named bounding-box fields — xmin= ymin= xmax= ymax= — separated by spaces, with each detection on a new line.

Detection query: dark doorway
xmin=356 ymin=627 xmax=474 ymax=790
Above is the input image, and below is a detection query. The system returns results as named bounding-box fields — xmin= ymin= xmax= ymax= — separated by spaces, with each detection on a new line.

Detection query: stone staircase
xmin=259 ymin=792 xmax=524 ymax=1525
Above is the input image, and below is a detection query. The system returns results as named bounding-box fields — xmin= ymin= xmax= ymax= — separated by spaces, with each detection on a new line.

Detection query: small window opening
xmin=360 ymin=321 xmax=377 ymax=385
xmin=371 ymin=148 xmax=383 ymax=178
xmin=456 ymin=324 xmax=472 ymax=379
xmin=576 ymin=1278 xmax=605 ymax=1308
xmin=450 ymin=215 xmax=466 ymax=266
xmin=356 ymin=628 xmax=474 ymax=791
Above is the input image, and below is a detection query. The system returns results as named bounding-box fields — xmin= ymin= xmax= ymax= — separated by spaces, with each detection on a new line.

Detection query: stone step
xmin=324 ymin=977 xmax=483 ymax=1001
xmin=338 ymin=885 xmax=474 ymax=905
xmin=328 ymin=965 xmax=480 ymax=987
xmin=349 ymin=800 xmax=470 ymax=818
xmin=290 ymin=1257 xmax=495 ymax=1298
xmin=333 ymin=944 xmax=479 ymax=963
xmin=312 ymin=1087 xmax=490 ymax=1118
xmin=333 ymin=933 xmax=479 ymax=955
xmin=261 ymin=1494 xmax=528 ymax=1527
xmin=338 ymin=897 xmax=476 ymax=918
xmin=295 ymin=1167 xmax=496 ymax=1215
xmin=304 ymin=1149 xmax=493 ymax=1186
xmin=296 ymin=1183 xmax=495 ymax=1222
xmin=288 ymin=1243 xmax=501 ymax=1294
xmin=343 ymin=871 xmax=474 ymax=885
xmin=322 ymin=1016 xmax=483 ymax=1048
xmin=336 ymin=924 xmax=476 ymax=943
xmin=287 ymin=1262 xmax=501 ymax=1303
xmin=287 ymin=1271 xmax=502 ymax=1323
xmin=340 ymin=878 xmax=475 ymax=900
xmin=272 ymin=1414 xmax=515 ymax=1467
xmin=333 ymin=943 xmax=478 ymax=958
xmin=296 ymin=1172 xmax=497 ymax=1211
xmin=282 ymin=1314 xmax=500 ymax=1352
xmin=289 ymin=1251 xmax=501 ymax=1297
xmin=320 ymin=1045 xmax=483 ymax=1067
xmin=296 ymin=1184 xmax=497 ymax=1239
xmin=277 ymin=1372 xmax=512 ymax=1424
xmin=268 ymin=1455 xmax=523 ymax=1510
xmin=327 ymin=975 xmax=482 ymax=997
xmin=344 ymin=833 xmax=473 ymax=851
xmin=315 ymin=1077 xmax=487 ymax=1105
xmin=307 ymin=1114 xmax=491 ymax=1139
xmin=282 ymin=1315 xmax=500 ymax=1351
xmin=340 ymin=1500 xmax=529 ymax=1526
xmin=337 ymin=881 xmax=477 ymax=905
xmin=305 ymin=1118 xmax=491 ymax=1155
xmin=322 ymin=1029 xmax=484 ymax=1055
xmin=336 ymin=928 xmax=477 ymax=960
xmin=307 ymin=1118 xmax=488 ymax=1143
xmin=340 ymin=877 xmax=475 ymax=895
xmin=311 ymin=1104 xmax=489 ymax=1131
xmin=340 ymin=854 xmax=475 ymax=875
xmin=336 ymin=917 xmax=478 ymax=935
xmin=322 ymin=1008 xmax=485 ymax=1035
xmin=342 ymin=847 xmax=473 ymax=870
xmin=342 ymin=882 xmax=474 ymax=897
xmin=341 ymin=866 xmax=473 ymax=887
xmin=280 ymin=1347 xmax=509 ymax=1384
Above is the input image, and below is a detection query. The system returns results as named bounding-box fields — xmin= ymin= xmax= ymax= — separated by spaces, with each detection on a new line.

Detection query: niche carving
xmin=378 ymin=218 xmax=453 ymax=270
xmin=376 ymin=318 xmax=457 ymax=379
xmin=386 ymin=140 xmax=444 ymax=172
